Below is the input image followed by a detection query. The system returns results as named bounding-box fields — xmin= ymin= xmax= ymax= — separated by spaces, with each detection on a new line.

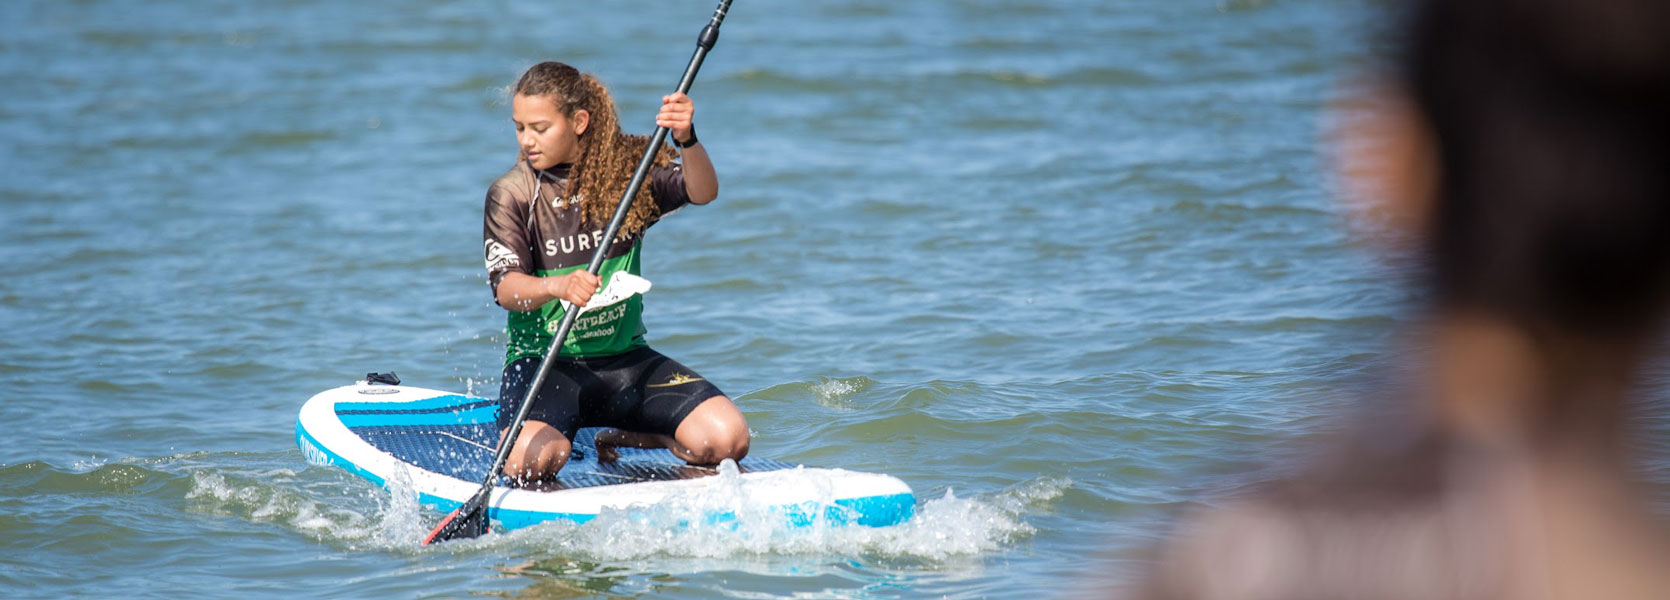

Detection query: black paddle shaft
xmin=480 ymin=0 xmax=732 ymax=511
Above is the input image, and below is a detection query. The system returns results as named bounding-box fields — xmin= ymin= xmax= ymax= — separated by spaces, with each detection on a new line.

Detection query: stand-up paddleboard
xmin=296 ymin=380 xmax=915 ymax=531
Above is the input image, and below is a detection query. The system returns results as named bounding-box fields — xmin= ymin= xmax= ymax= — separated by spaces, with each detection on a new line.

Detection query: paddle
xmin=423 ymin=0 xmax=734 ymax=545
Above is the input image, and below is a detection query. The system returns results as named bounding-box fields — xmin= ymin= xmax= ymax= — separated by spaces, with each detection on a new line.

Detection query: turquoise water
xmin=4 ymin=1 xmax=1665 ymax=598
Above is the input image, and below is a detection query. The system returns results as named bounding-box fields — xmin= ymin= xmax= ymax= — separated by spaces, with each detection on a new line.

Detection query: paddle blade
xmin=422 ymin=493 xmax=490 ymax=545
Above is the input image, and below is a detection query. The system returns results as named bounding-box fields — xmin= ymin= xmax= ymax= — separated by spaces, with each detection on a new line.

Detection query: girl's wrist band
xmin=673 ymin=126 xmax=698 ymax=148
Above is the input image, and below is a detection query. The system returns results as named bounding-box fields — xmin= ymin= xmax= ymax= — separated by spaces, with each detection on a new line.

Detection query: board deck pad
xmin=339 ymin=394 xmax=799 ymax=490
xmin=298 ymin=382 xmax=916 ymax=530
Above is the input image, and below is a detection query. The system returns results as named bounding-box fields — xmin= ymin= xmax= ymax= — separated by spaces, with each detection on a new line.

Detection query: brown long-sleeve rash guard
xmin=483 ymin=160 xmax=690 ymax=362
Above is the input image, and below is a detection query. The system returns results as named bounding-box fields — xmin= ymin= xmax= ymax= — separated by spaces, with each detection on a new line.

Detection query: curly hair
xmin=513 ymin=61 xmax=678 ymax=239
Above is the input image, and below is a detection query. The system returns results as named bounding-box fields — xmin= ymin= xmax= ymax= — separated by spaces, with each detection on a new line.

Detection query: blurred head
xmin=1356 ymin=0 xmax=1670 ymax=341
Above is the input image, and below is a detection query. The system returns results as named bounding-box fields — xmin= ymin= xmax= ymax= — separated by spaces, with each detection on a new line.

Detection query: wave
xmin=0 ymin=446 xmax=1066 ymax=562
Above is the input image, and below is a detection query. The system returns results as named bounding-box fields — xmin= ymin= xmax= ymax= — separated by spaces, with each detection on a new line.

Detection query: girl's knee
xmin=691 ymin=428 xmax=749 ymax=464
xmin=722 ymin=434 xmax=749 ymax=462
xmin=536 ymin=438 xmax=572 ymax=473
xmin=507 ymin=425 xmax=572 ymax=482
xmin=675 ymin=395 xmax=751 ymax=464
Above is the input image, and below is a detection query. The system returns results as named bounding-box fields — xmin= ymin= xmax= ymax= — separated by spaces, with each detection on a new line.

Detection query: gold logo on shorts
xmin=649 ymin=373 xmax=704 ymax=388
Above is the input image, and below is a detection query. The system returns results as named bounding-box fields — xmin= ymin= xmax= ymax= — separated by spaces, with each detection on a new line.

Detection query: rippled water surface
xmin=5 ymin=1 xmax=1667 ymax=598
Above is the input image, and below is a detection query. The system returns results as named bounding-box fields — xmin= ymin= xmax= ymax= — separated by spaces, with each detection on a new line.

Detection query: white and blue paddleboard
xmin=296 ymin=380 xmax=915 ymax=531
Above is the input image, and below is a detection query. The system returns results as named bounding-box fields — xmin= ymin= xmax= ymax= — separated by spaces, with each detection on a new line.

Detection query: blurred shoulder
xmin=1131 ymin=432 xmax=1528 ymax=600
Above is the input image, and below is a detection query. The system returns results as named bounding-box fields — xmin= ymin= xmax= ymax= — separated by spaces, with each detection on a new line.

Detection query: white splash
xmin=496 ymin=472 xmax=1074 ymax=562
xmin=71 ymin=457 xmax=109 ymax=471
xmin=811 ymin=377 xmax=868 ymax=408
xmin=186 ymin=464 xmax=428 ymax=550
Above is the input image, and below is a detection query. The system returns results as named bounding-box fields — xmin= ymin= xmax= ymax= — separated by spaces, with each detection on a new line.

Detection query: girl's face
xmin=512 ymin=94 xmax=589 ymax=170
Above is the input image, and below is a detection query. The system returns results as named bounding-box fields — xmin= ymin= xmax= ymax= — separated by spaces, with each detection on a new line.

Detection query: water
xmin=3 ymin=0 xmax=1665 ymax=598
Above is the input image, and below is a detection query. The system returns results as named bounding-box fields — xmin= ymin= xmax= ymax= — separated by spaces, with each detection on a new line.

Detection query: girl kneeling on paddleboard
xmin=482 ymin=61 xmax=748 ymax=484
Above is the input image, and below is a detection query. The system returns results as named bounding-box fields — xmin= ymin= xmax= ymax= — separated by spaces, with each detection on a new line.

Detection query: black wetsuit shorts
xmin=496 ymin=345 xmax=724 ymax=441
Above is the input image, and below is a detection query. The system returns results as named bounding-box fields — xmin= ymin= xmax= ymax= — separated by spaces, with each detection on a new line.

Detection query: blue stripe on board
xmin=338 ymin=405 xmax=497 ymax=428
xmin=693 ymin=493 xmax=917 ymax=529
xmin=334 ymin=394 xmax=489 ymax=414
xmin=337 ymin=402 xmax=496 ymax=418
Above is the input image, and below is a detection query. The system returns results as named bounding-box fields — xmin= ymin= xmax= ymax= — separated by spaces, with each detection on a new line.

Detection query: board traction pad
xmin=340 ymin=392 xmax=798 ymax=490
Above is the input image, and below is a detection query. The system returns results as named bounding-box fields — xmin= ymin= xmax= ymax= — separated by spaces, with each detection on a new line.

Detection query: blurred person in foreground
xmin=1127 ymin=0 xmax=1670 ymax=597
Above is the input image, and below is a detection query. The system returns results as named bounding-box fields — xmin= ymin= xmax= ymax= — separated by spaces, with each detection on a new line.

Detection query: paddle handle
xmin=484 ymin=0 xmax=732 ymax=488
